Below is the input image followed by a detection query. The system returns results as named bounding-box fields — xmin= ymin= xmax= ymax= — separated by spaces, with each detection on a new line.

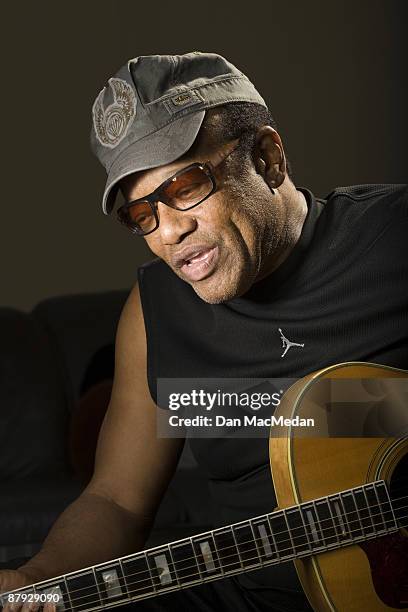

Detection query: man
xmin=0 ymin=52 xmax=407 ymax=612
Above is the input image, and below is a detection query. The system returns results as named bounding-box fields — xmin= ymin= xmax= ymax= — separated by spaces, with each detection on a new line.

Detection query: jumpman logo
xmin=278 ymin=328 xmax=305 ymax=358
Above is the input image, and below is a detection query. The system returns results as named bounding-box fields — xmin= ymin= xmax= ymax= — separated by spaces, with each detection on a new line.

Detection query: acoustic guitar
xmin=1 ymin=362 xmax=407 ymax=611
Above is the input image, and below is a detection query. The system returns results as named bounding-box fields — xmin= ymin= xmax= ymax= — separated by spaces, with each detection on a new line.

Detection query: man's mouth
xmin=172 ymin=245 xmax=219 ymax=282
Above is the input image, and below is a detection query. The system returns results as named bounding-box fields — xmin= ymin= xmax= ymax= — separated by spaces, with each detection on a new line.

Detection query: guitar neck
xmin=1 ymin=480 xmax=398 ymax=611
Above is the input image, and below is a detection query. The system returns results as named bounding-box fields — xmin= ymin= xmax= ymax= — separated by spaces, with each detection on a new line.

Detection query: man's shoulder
xmin=324 ymin=183 xmax=408 ymax=218
xmin=316 ymin=184 xmax=408 ymax=255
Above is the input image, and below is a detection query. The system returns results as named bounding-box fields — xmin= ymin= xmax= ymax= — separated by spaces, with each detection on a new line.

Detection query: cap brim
xmin=102 ymin=110 xmax=206 ymax=214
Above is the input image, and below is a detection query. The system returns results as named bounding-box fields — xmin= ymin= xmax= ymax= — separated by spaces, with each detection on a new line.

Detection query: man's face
xmin=120 ymin=131 xmax=288 ymax=304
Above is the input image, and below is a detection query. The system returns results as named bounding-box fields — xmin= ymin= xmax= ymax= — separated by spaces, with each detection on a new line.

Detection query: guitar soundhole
xmin=360 ymin=452 xmax=408 ymax=609
xmin=390 ymin=453 xmax=408 ymax=528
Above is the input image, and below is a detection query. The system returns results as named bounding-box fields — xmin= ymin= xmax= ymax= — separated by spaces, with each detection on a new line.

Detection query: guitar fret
xmin=190 ymin=536 xmax=203 ymax=580
xmin=96 ymin=561 xmax=127 ymax=604
xmin=147 ymin=547 xmax=176 ymax=589
xmin=352 ymin=488 xmax=373 ymax=536
xmin=259 ymin=523 xmax=273 ymax=557
xmin=192 ymin=533 xmax=221 ymax=577
xmin=62 ymin=576 xmax=72 ymax=611
xmin=144 ymin=551 xmax=157 ymax=592
xmin=171 ymin=539 xmax=201 ymax=586
xmin=328 ymin=495 xmax=349 ymax=541
xmin=343 ymin=491 xmax=363 ymax=541
xmin=362 ymin=486 xmax=376 ymax=532
xmin=118 ymin=558 xmax=131 ymax=599
xmin=312 ymin=500 xmax=326 ymax=546
xmin=315 ymin=498 xmax=337 ymax=546
xmin=297 ymin=504 xmax=313 ymax=552
xmin=213 ymin=526 xmax=241 ymax=573
xmin=66 ymin=569 xmax=101 ymax=611
xmin=122 ymin=552 xmax=155 ymax=598
xmin=372 ymin=483 xmax=387 ymax=531
xmin=266 ymin=514 xmax=281 ymax=560
xmin=285 ymin=507 xmax=310 ymax=554
xmin=152 ymin=553 xmax=171 ymax=586
xmin=234 ymin=520 xmax=261 ymax=568
xmin=282 ymin=509 xmax=296 ymax=556
xmin=211 ymin=531 xmax=224 ymax=574
xmin=301 ymin=503 xmax=324 ymax=550
xmin=364 ymin=484 xmax=383 ymax=533
xmin=231 ymin=524 xmax=244 ymax=569
xmin=268 ymin=512 xmax=289 ymax=558
xmin=167 ymin=543 xmax=180 ymax=587
xmin=251 ymin=516 xmax=275 ymax=561
xmin=92 ymin=566 xmax=103 ymax=607
xmin=339 ymin=491 xmax=353 ymax=539
xmin=374 ymin=481 xmax=398 ymax=530
xmin=326 ymin=496 xmax=341 ymax=545
xmin=248 ymin=519 xmax=263 ymax=564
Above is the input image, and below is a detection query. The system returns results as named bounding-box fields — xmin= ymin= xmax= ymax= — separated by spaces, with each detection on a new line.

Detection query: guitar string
xmin=12 ymin=509 xmax=408 ymax=612
xmin=5 ymin=494 xmax=407 ymax=610
xmin=6 ymin=498 xmax=402 ymax=603
xmin=64 ymin=506 xmax=408 ymax=608
xmin=5 ymin=495 xmax=408 ymax=609
xmin=56 ymin=494 xmax=408 ymax=600
xmin=5 ymin=518 xmax=408 ymax=612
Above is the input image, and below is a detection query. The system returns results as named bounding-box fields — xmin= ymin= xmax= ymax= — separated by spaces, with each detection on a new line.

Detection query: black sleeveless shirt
xmin=138 ymin=184 xmax=408 ymax=592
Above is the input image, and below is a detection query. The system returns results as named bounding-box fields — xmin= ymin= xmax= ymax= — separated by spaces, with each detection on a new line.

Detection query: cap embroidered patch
xmin=172 ymin=93 xmax=192 ymax=106
xmin=92 ymin=78 xmax=137 ymax=148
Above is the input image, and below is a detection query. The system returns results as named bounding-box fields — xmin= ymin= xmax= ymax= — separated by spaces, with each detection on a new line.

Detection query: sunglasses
xmin=117 ymin=141 xmax=240 ymax=236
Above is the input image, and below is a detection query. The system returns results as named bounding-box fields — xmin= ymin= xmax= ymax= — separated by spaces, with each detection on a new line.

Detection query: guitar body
xmin=270 ymin=362 xmax=408 ymax=611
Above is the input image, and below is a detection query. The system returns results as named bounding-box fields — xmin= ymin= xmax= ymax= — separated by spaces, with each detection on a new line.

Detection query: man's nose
xmin=156 ymin=202 xmax=197 ymax=244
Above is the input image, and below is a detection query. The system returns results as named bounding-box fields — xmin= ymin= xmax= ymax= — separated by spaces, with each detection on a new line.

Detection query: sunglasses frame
xmin=117 ymin=141 xmax=240 ymax=236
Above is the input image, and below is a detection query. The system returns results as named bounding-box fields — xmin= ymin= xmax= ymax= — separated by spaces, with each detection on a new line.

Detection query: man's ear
xmin=254 ymin=126 xmax=286 ymax=189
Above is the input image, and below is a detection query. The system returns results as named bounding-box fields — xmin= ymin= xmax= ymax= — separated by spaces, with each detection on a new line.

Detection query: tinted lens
xmin=118 ymin=200 xmax=156 ymax=234
xmin=162 ymin=165 xmax=213 ymax=210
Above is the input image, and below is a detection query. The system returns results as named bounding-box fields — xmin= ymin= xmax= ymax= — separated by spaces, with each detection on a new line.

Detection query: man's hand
xmin=0 ymin=568 xmax=52 ymax=611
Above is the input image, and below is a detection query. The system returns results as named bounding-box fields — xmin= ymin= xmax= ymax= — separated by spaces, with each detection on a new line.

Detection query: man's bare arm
xmin=11 ymin=284 xmax=184 ymax=583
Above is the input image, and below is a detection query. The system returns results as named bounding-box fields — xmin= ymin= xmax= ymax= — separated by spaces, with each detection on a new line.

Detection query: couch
xmin=0 ymin=290 xmax=212 ymax=570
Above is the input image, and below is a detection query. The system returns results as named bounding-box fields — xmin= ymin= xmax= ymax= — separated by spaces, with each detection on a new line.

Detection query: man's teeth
xmin=187 ymin=250 xmax=209 ymax=265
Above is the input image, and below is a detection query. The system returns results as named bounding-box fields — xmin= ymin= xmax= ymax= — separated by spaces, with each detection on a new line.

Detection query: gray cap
xmin=90 ymin=52 xmax=267 ymax=214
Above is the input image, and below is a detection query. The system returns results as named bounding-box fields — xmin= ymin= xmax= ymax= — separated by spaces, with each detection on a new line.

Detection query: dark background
xmin=1 ymin=0 xmax=407 ymax=311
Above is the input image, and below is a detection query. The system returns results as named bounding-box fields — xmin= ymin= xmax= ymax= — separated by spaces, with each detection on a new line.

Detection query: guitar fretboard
xmin=0 ymin=481 xmax=398 ymax=611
